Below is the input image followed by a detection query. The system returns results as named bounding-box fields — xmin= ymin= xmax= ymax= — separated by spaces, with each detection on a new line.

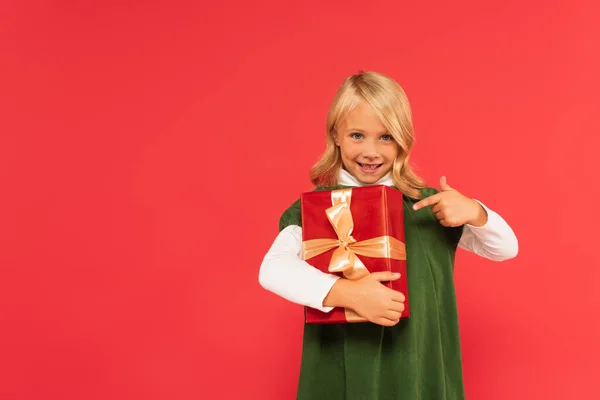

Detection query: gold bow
xmin=302 ymin=188 xmax=406 ymax=281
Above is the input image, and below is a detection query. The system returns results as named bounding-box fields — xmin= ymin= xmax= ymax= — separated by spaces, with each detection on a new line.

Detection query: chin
xmin=354 ymin=173 xmax=383 ymax=184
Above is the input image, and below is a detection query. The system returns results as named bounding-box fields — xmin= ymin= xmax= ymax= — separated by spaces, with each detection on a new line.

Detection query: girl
xmin=258 ymin=71 xmax=518 ymax=400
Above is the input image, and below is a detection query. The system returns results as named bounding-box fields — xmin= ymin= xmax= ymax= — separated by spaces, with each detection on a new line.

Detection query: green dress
xmin=279 ymin=185 xmax=466 ymax=400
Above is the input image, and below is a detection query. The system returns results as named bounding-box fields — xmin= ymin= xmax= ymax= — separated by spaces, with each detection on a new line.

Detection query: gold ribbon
xmin=302 ymin=188 xmax=406 ymax=278
xmin=302 ymin=188 xmax=406 ymax=322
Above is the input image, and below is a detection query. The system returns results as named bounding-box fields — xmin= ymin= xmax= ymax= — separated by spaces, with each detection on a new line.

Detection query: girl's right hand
xmin=324 ymin=271 xmax=406 ymax=327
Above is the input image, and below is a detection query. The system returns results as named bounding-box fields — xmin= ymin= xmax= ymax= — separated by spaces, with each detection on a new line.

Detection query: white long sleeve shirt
xmin=258 ymin=170 xmax=518 ymax=312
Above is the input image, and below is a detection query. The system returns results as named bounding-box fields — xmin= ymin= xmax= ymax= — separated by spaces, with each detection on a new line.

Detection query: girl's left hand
xmin=412 ymin=176 xmax=488 ymax=227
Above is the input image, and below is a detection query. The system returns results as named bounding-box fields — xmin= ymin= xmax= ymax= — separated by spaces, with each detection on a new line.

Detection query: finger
xmin=435 ymin=209 xmax=448 ymax=221
xmin=385 ymin=310 xmax=402 ymax=321
xmin=370 ymin=271 xmax=401 ymax=282
xmin=434 ymin=211 xmax=445 ymax=221
xmin=413 ymin=193 xmax=442 ymax=210
xmin=443 ymin=219 xmax=461 ymax=227
xmin=440 ymin=176 xmax=453 ymax=191
xmin=391 ymin=291 xmax=406 ymax=303
xmin=388 ymin=301 xmax=405 ymax=313
xmin=376 ymin=317 xmax=399 ymax=327
xmin=431 ymin=204 xmax=445 ymax=219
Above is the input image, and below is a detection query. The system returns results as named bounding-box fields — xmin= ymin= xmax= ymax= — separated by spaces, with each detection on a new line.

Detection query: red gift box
xmin=300 ymin=185 xmax=409 ymax=324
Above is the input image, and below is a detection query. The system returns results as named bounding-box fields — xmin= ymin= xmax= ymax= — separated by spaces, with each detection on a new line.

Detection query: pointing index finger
xmin=413 ymin=193 xmax=441 ymax=210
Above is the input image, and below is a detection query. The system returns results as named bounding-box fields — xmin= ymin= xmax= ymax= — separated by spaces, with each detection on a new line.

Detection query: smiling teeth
xmin=360 ymin=163 xmax=379 ymax=170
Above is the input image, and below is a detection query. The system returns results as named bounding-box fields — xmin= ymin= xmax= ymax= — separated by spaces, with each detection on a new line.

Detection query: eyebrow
xmin=346 ymin=128 xmax=389 ymax=135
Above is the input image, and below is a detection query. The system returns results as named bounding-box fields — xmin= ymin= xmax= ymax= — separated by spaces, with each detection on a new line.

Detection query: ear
xmin=332 ymin=130 xmax=340 ymax=146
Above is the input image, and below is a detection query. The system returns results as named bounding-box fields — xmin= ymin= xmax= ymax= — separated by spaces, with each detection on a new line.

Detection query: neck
xmin=337 ymin=168 xmax=394 ymax=187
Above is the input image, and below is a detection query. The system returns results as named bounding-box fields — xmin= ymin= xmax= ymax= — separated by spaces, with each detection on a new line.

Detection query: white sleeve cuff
xmin=466 ymin=200 xmax=500 ymax=232
xmin=458 ymin=200 xmax=519 ymax=261
xmin=308 ymin=274 xmax=339 ymax=313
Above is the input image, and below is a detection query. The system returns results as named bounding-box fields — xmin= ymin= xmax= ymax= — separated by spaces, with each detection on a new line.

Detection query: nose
xmin=361 ymin=139 xmax=379 ymax=159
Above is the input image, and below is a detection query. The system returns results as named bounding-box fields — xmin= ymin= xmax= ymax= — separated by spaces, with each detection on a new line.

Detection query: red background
xmin=1 ymin=1 xmax=599 ymax=399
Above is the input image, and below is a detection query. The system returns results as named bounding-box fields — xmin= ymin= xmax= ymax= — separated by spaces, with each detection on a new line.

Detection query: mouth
xmin=357 ymin=162 xmax=383 ymax=174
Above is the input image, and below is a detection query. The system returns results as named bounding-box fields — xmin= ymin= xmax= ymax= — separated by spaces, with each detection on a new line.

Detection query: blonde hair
xmin=310 ymin=71 xmax=426 ymax=199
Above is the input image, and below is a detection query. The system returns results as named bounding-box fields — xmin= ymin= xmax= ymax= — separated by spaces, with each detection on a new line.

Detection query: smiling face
xmin=334 ymin=100 xmax=400 ymax=184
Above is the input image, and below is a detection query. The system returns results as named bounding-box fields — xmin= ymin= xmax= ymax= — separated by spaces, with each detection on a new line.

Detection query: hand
xmin=324 ymin=271 xmax=405 ymax=327
xmin=412 ymin=176 xmax=488 ymax=227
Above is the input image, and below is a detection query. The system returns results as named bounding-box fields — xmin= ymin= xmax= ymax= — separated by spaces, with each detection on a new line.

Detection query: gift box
xmin=301 ymin=185 xmax=409 ymax=324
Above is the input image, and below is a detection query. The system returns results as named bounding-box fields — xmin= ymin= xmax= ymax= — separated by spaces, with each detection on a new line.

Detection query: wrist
xmin=468 ymin=200 xmax=488 ymax=227
xmin=323 ymin=278 xmax=355 ymax=309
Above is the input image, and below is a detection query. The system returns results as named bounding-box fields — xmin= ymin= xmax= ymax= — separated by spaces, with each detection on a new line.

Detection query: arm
xmin=258 ymin=225 xmax=340 ymax=312
xmin=458 ymin=200 xmax=519 ymax=261
xmin=259 ymin=226 xmax=407 ymax=325
xmin=411 ymin=177 xmax=519 ymax=262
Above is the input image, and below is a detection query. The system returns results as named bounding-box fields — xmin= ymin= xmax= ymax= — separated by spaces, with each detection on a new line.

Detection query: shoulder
xmin=401 ymin=186 xmax=438 ymax=206
xmin=419 ymin=186 xmax=440 ymax=198
xmin=278 ymin=198 xmax=302 ymax=232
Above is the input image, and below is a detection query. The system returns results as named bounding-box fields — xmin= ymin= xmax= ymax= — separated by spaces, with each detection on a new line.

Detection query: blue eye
xmin=350 ymin=132 xmax=363 ymax=139
xmin=381 ymin=134 xmax=393 ymax=141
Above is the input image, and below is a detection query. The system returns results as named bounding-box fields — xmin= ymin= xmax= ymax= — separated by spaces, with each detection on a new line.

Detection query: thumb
xmin=440 ymin=176 xmax=453 ymax=191
xmin=370 ymin=271 xmax=401 ymax=282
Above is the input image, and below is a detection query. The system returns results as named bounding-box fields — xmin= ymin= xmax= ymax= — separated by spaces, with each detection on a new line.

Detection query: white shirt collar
xmin=337 ymin=168 xmax=394 ymax=187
